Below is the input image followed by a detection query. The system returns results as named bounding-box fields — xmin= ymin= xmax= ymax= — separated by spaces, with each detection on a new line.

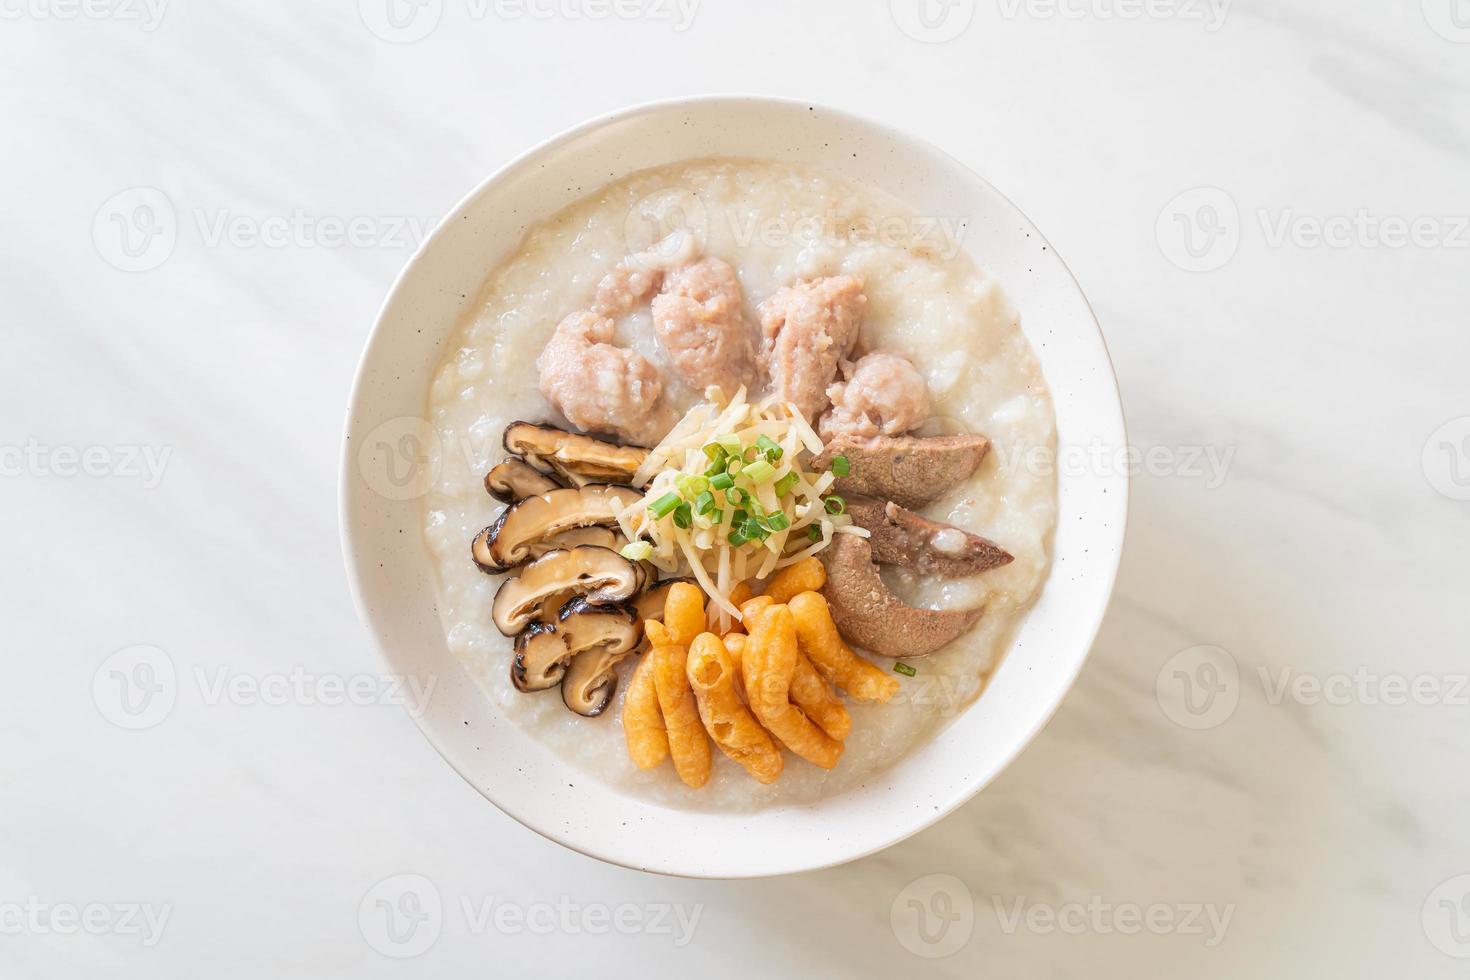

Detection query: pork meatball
xmin=591 ymin=265 xmax=663 ymax=319
xmin=757 ymin=275 xmax=866 ymax=421
xmin=536 ymin=311 xmax=672 ymax=447
xmin=650 ymin=257 xmax=755 ymax=396
xmin=818 ymin=351 xmax=932 ymax=440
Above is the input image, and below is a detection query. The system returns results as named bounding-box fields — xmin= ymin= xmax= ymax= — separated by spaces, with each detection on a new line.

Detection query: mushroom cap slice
xmin=503 ymin=422 xmax=649 ymax=487
xmin=813 ymin=433 xmax=991 ymax=511
xmin=525 ymin=526 xmax=619 ymax=563
xmin=819 ymin=534 xmax=983 ymax=658
xmin=472 ymin=484 xmax=639 ymax=572
xmin=512 ymin=599 xmax=640 ymax=695
xmin=491 ymin=545 xmax=641 ymax=636
xmin=558 ymin=599 xmax=642 ymax=716
xmin=484 ymin=457 xmax=563 ymax=503
xmin=844 ymin=496 xmax=1013 ymax=578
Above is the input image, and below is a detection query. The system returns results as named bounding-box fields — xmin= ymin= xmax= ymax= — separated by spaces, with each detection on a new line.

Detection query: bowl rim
xmin=339 ymin=93 xmax=1129 ymax=878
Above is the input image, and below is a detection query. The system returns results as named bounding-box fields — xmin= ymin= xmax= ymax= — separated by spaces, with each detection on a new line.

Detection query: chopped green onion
xmin=709 ymin=507 xmax=724 ymax=525
xmin=715 ymin=433 xmax=742 ymax=456
xmin=807 ymin=524 xmax=823 ymax=542
xmin=726 ymin=486 xmax=750 ymax=507
xmin=774 ymin=472 xmax=800 ymax=497
xmin=741 ymin=519 xmax=769 ymax=542
xmin=728 ymin=527 xmax=750 ymax=547
xmin=649 ymin=492 xmax=681 ymax=519
xmin=704 ymin=459 xmax=727 ymax=478
xmin=677 ymin=474 xmax=710 ymax=498
xmin=831 ymin=454 xmax=851 ymax=477
xmin=765 ymin=511 xmax=791 ymax=531
xmin=673 ymin=502 xmax=693 ymax=529
xmin=726 ymin=457 xmax=743 ymax=476
xmin=823 ymin=495 xmax=846 ymax=516
xmin=694 ymin=490 xmax=716 ymax=516
xmin=893 ymin=662 xmax=917 ymax=677
xmin=619 ymin=541 xmax=654 ymax=561
xmin=703 ymin=443 xmax=727 ymax=464
xmin=710 ymin=471 xmax=735 ymax=491
xmin=743 ymin=460 xmax=776 ymax=484
xmin=731 ymin=508 xmax=749 ymax=528
xmin=756 ymin=434 xmax=783 ymax=460
xmin=744 ymin=446 xmax=759 ymax=463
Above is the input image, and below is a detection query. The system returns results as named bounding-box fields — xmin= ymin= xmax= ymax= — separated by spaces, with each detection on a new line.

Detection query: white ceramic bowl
xmin=340 ymin=96 xmax=1127 ymax=878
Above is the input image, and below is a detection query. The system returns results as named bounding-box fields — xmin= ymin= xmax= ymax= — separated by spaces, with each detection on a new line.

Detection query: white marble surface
xmin=4 ymin=1 xmax=1468 ymax=975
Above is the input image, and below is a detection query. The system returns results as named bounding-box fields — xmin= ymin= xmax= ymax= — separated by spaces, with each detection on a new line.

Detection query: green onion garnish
xmin=703 ymin=443 xmax=727 ymax=464
xmin=823 ymin=495 xmax=846 ymax=515
xmin=709 ymin=507 xmax=724 ymax=525
xmin=831 ymin=454 xmax=851 ymax=477
xmin=741 ymin=519 xmax=769 ymax=542
xmin=673 ymin=502 xmax=693 ymax=529
xmin=726 ymin=486 xmax=750 ymax=507
xmin=731 ymin=508 xmax=749 ymax=528
xmin=743 ymin=460 xmax=776 ymax=484
xmin=774 ymin=472 xmax=799 ymax=497
xmin=710 ymin=472 xmax=734 ymax=491
xmin=765 ymin=511 xmax=791 ymax=531
xmin=715 ymin=433 xmax=742 ymax=456
xmin=649 ymin=492 xmax=681 ymax=519
xmin=893 ymin=662 xmax=917 ymax=677
xmin=807 ymin=524 xmax=822 ymax=542
xmin=619 ymin=541 xmax=654 ymax=561
xmin=677 ymin=474 xmax=709 ymax=498
xmin=756 ymin=434 xmax=783 ymax=460
xmin=694 ymin=490 xmax=716 ymax=516
xmin=728 ymin=527 xmax=749 ymax=547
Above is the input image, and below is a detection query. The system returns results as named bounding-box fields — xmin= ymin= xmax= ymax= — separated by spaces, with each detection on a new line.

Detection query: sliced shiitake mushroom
xmin=471 ymin=484 xmax=639 ymax=573
xmin=491 ymin=545 xmax=641 ymax=636
xmin=525 ymin=526 xmax=619 ymax=562
xmin=512 ymin=600 xmax=640 ymax=694
xmin=558 ymin=599 xmax=642 ymax=715
xmin=503 ymin=421 xmax=649 ymax=487
xmin=484 ymin=457 xmax=562 ymax=502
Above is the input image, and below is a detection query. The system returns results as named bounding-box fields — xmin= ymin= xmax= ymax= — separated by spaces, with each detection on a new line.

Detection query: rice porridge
xmin=422 ymin=158 xmax=1057 ymax=810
